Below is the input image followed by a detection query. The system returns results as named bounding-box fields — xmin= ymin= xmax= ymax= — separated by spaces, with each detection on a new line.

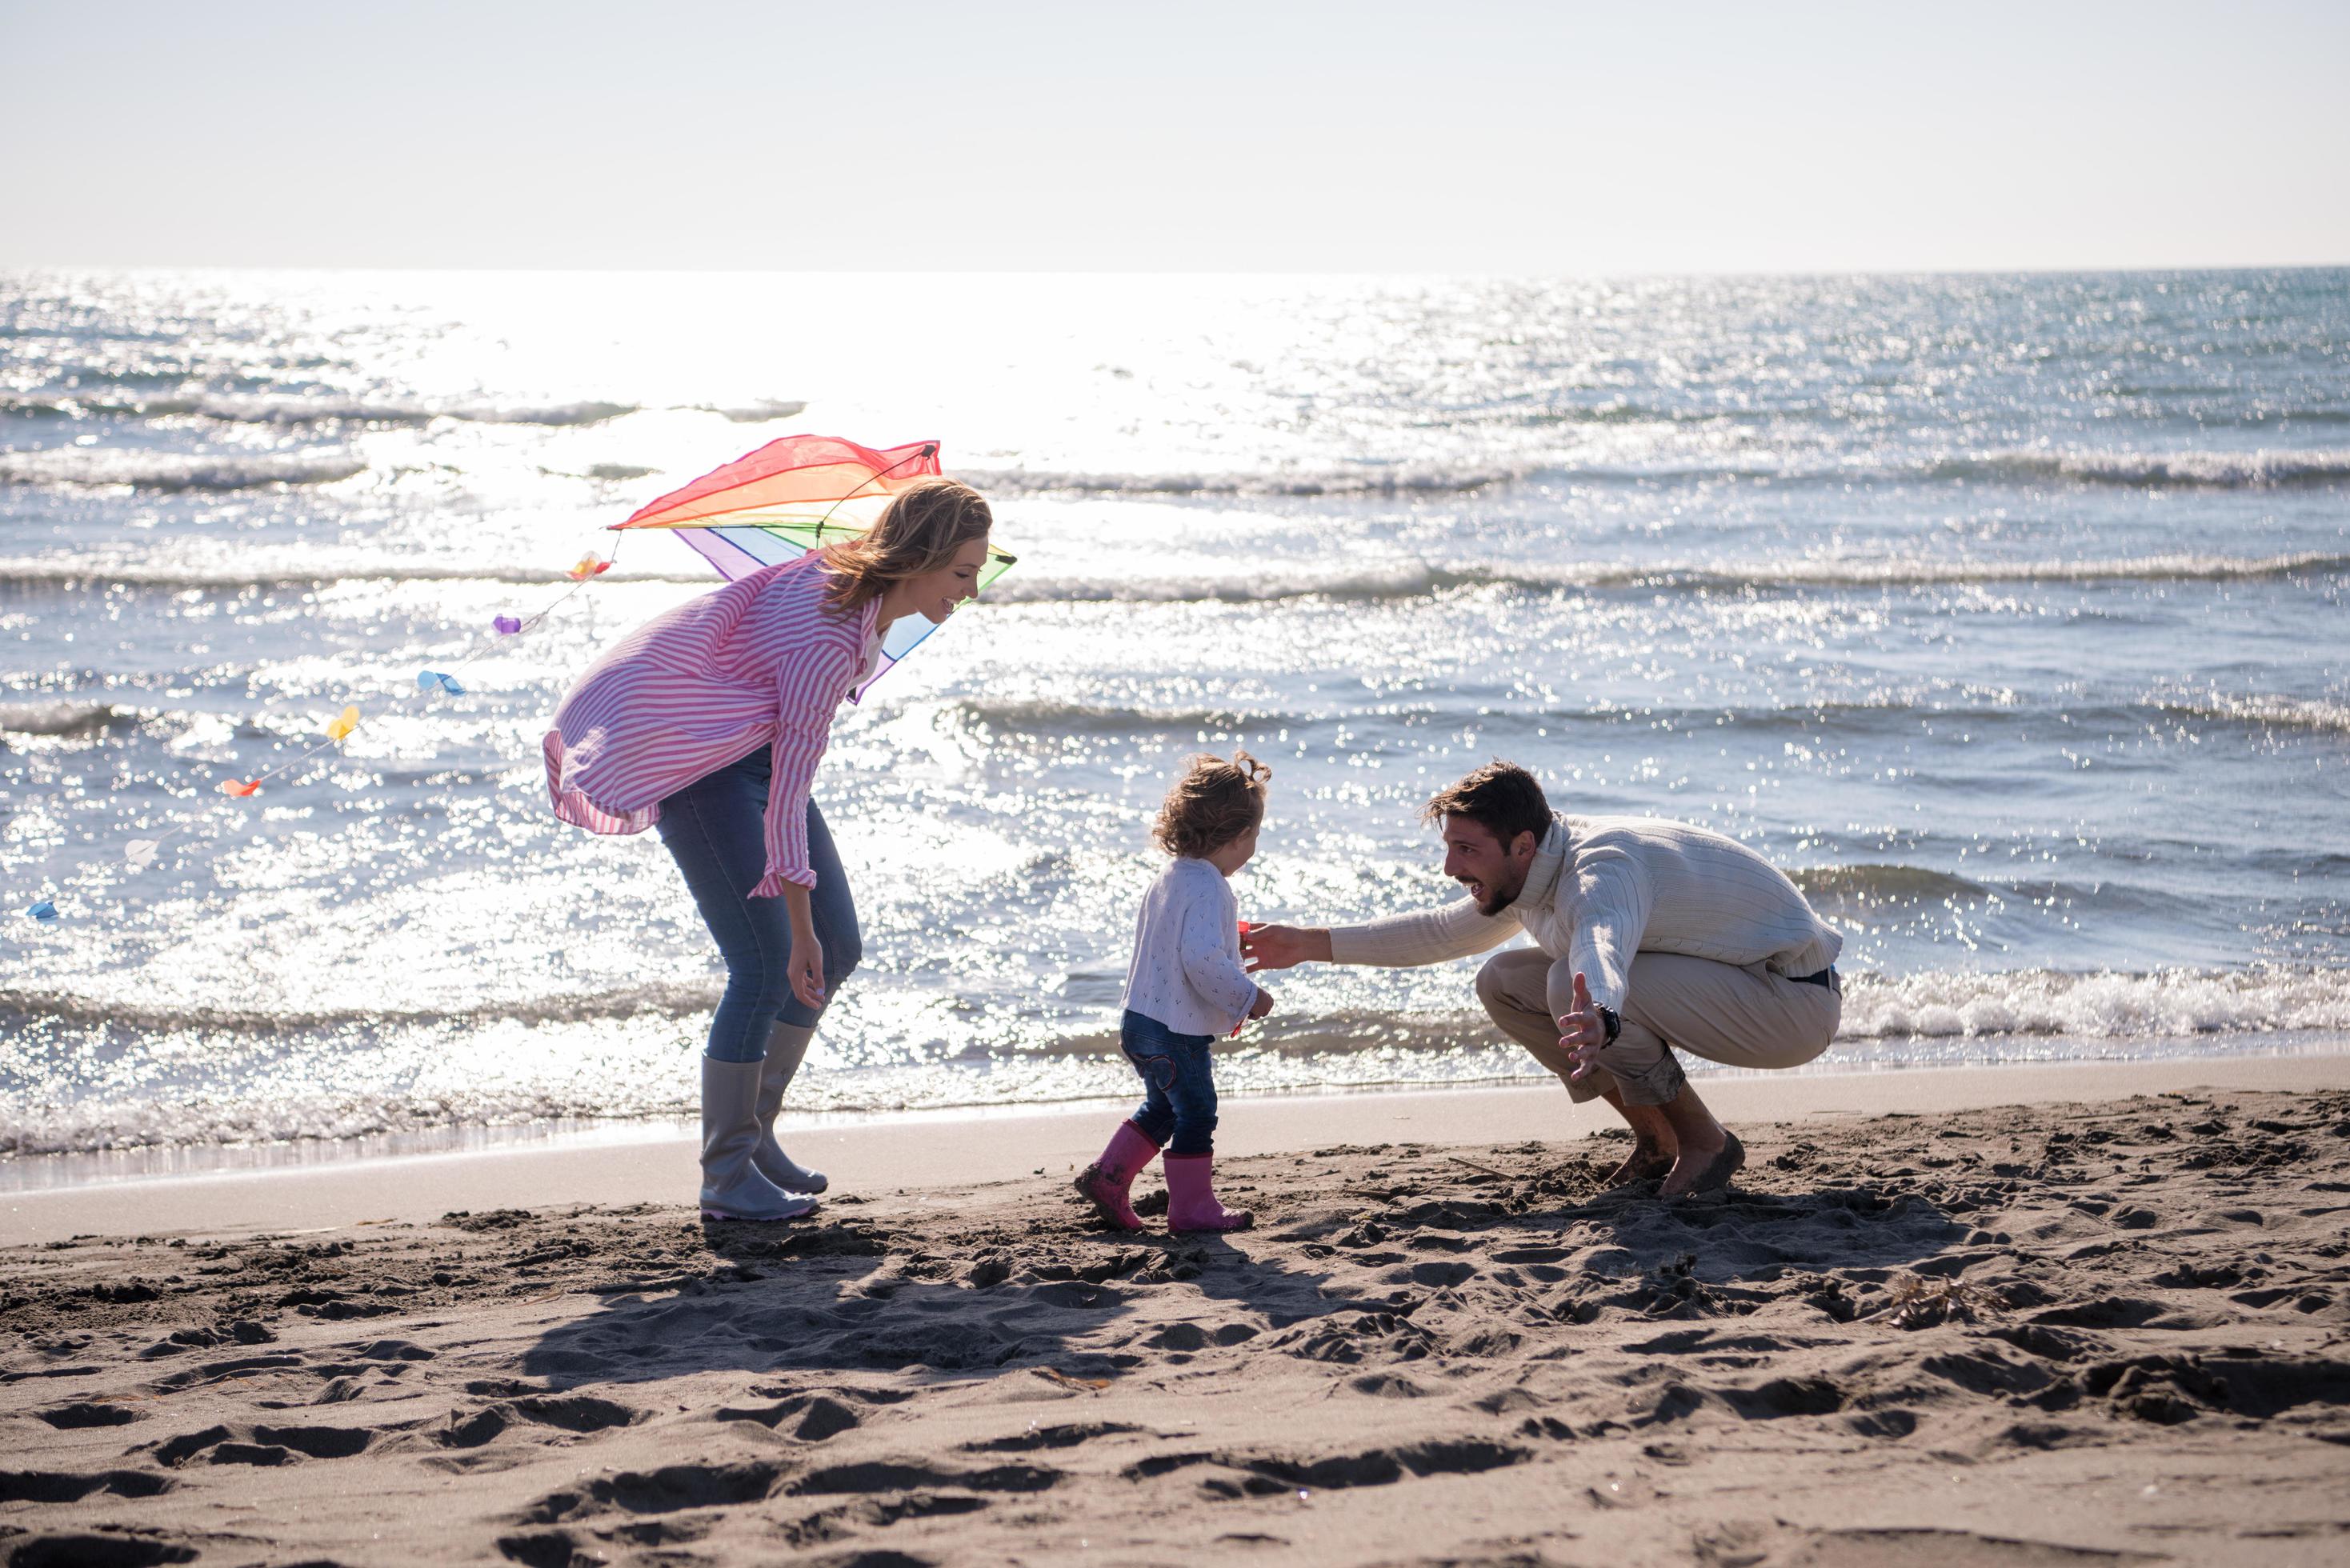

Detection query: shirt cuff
xmin=750 ymin=866 xmax=817 ymax=899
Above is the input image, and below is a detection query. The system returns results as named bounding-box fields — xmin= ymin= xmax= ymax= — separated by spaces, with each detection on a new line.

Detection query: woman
xmin=544 ymin=478 xmax=996 ymax=1220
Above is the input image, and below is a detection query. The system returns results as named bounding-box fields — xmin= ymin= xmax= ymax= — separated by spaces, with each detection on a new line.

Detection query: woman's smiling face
xmin=889 ymin=537 xmax=993 ymax=625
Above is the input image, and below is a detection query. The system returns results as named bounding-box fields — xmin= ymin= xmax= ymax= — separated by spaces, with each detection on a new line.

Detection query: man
xmin=1243 ymin=762 xmax=1842 ymax=1197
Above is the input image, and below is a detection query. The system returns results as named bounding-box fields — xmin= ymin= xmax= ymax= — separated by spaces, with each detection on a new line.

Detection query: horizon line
xmin=4 ymin=260 xmax=2347 ymax=281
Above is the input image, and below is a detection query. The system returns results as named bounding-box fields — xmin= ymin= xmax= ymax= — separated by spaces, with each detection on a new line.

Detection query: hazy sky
xmin=5 ymin=0 xmax=2344 ymax=272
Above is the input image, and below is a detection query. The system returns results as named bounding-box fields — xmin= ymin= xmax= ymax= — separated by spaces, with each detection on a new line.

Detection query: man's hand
xmin=1241 ymin=922 xmax=1331 ymax=972
xmin=1249 ymin=986 xmax=1275 ymax=1021
xmin=1557 ymin=970 xmax=1607 ymax=1081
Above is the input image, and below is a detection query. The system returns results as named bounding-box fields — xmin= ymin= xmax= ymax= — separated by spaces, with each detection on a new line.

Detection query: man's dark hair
xmin=1420 ymin=760 xmax=1551 ymax=850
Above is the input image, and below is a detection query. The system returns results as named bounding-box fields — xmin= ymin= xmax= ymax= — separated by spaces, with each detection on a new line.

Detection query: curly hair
xmin=820 ymin=476 xmax=995 ymax=616
xmin=1152 ymin=750 xmax=1271 ymax=859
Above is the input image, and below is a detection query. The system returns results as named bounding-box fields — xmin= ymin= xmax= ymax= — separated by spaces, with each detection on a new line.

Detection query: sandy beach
xmin=6 ymin=1057 xmax=2349 ymax=1566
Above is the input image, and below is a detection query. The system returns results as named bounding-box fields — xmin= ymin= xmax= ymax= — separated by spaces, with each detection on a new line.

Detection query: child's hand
xmin=1249 ymin=986 xmax=1275 ymax=1021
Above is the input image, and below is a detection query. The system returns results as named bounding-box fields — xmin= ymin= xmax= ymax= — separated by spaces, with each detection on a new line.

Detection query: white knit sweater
xmin=1327 ymin=815 xmax=1841 ymax=1013
xmin=1122 ymin=857 xmax=1260 ymax=1036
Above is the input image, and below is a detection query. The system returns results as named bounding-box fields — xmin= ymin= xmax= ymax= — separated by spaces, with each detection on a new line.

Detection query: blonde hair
xmin=1153 ymin=750 xmax=1271 ymax=859
xmin=820 ymin=477 xmax=995 ymax=616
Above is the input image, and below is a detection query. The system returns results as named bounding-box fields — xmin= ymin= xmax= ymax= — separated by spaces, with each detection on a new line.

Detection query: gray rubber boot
xmin=753 ymin=1022 xmax=829 ymax=1194
xmin=700 ymin=1054 xmax=817 ymax=1222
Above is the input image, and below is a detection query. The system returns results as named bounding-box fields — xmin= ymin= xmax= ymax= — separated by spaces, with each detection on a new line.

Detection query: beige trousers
xmin=1475 ymin=947 xmax=1840 ymax=1106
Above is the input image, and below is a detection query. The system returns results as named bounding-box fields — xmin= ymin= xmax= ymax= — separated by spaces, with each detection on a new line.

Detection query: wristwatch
xmin=1593 ymin=1004 xmax=1621 ymax=1046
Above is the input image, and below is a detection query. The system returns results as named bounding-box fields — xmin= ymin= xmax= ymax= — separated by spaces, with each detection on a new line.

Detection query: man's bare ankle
xmin=1668 ymin=1123 xmax=1727 ymax=1156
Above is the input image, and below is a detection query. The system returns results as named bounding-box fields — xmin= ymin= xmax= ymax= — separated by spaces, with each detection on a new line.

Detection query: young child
xmin=1076 ymin=751 xmax=1273 ymax=1234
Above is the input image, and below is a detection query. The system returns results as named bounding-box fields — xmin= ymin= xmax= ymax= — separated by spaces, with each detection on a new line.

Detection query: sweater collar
xmin=1515 ymin=816 xmax=1570 ymax=914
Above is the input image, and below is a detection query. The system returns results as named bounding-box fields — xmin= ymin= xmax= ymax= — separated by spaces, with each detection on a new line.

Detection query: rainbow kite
xmin=612 ymin=434 xmax=1015 ymax=695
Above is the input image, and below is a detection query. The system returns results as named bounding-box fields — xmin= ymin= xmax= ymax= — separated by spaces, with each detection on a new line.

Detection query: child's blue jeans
xmin=1121 ymin=1008 xmax=1219 ymax=1156
xmin=656 ymin=746 xmax=862 ymax=1062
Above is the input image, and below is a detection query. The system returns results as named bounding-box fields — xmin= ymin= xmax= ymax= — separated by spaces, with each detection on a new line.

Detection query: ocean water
xmin=2 ymin=269 xmax=2344 ymax=1169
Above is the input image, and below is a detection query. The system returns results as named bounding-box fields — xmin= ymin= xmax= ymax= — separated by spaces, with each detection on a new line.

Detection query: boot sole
xmin=701 ymin=1200 xmax=818 ymax=1222
xmin=1170 ymin=1214 xmax=1255 ymax=1234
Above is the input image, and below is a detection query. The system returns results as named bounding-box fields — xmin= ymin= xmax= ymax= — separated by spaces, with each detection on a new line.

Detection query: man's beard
xmin=1464 ymin=878 xmax=1519 ymax=918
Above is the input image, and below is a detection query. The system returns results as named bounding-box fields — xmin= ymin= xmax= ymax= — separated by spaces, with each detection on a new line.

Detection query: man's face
xmin=1440 ymin=816 xmax=1533 ymax=916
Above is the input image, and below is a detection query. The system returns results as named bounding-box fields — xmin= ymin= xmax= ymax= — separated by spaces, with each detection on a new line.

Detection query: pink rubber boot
xmin=1165 ymin=1153 xmax=1254 ymax=1234
xmin=1075 ymin=1121 xmax=1162 ymax=1230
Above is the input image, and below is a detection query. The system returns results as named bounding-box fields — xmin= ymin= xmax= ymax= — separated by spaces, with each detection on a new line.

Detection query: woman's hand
xmin=782 ymin=882 xmax=826 ymax=1011
xmin=789 ymin=935 xmax=827 ymax=1011
xmin=1249 ymin=986 xmax=1275 ymax=1020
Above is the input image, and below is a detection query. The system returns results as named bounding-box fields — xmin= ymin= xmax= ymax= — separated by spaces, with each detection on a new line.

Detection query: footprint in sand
xmin=0 ymin=1469 xmax=176 ymax=1502
xmin=2 ymin=1536 xmax=200 ymax=1567
xmin=32 ymin=1400 xmax=142 ymax=1429
xmin=712 ymin=1391 xmax=863 ymax=1442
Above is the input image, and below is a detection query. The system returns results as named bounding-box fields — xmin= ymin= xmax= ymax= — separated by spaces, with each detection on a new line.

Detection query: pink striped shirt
xmin=543 ymin=554 xmax=881 ymax=898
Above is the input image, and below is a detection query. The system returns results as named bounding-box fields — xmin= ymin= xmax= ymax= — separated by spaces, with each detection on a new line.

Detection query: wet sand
xmin=5 ymin=1068 xmax=2349 ymax=1566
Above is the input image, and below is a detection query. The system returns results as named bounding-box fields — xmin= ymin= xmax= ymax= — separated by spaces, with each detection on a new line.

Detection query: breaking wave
xmin=0 ymin=558 xmax=710 ymax=591
xmin=1836 ymin=966 xmax=2350 ymax=1041
xmin=1932 ymin=448 xmax=2350 ymax=488
xmin=0 ymin=448 xmax=368 ymax=491
xmin=962 ymin=463 xmax=1531 ymax=497
xmin=1790 ymin=864 xmax=1992 ymax=906
xmin=987 ymin=551 xmax=2350 ymax=604
xmin=0 ymin=701 xmax=129 ymax=738
xmin=0 ymin=392 xmax=639 ymax=427
xmin=538 ymin=462 xmax=663 ymax=482
xmin=958 ymin=447 xmax=2350 ymax=497
xmin=2149 ymin=690 xmax=2350 ymax=735
xmin=873 ymin=693 xmax=2350 ymax=762
xmin=687 ymin=398 xmax=808 ymax=423
xmin=1655 ymin=550 xmax=2350 ymax=588
xmin=0 ymin=979 xmax=724 ymax=1038
xmin=0 ymin=1087 xmax=698 ymax=1162
xmin=1239 ymin=967 xmax=2350 ymax=1050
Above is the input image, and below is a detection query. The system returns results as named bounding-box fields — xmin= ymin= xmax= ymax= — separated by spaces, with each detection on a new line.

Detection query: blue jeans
xmin=657 ymin=747 xmax=861 ymax=1062
xmin=1121 ymin=1009 xmax=1219 ymax=1157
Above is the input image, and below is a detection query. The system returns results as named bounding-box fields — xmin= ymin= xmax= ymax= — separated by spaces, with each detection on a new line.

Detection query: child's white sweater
xmin=1121 ymin=858 xmax=1259 ymax=1036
